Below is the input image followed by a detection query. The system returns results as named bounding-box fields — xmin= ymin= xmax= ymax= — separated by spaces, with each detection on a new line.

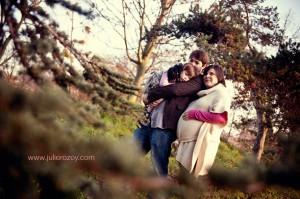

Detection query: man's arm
xmin=147 ymin=76 xmax=202 ymax=103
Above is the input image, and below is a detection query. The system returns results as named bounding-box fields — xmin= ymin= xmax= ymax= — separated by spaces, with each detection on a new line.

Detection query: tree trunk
xmin=128 ymin=63 xmax=146 ymax=102
xmin=253 ymin=107 xmax=268 ymax=162
xmin=227 ymin=111 xmax=236 ymax=139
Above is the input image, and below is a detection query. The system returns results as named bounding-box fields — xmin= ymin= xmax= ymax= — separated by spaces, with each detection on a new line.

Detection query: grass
xmin=76 ymin=110 xmax=138 ymax=141
xmin=214 ymin=141 xmax=244 ymax=168
xmin=79 ymin=111 xmax=300 ymax=199
xmin=99 ymin=112 xmax=137 ymax=138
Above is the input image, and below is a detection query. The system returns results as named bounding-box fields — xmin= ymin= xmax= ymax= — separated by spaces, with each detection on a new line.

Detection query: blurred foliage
xmin=209 ymin=133 xmax=300 ymax=192
xmin=0 ymin=79 xmax=169 ymax=199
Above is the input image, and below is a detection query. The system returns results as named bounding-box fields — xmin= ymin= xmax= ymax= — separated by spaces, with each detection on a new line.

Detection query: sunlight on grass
xmin=214 ymin=141 xmax=244 ymax=168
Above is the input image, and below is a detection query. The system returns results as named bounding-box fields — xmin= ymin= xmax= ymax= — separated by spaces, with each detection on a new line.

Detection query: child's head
xmin=167 ymin=63 xmax=184 ymax=82
xmin=188 ymin=49 xmax=209 ymax=74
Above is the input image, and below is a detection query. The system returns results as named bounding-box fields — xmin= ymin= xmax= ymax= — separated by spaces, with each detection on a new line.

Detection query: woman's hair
xmin=202 ymin=64 xmax=226 ymax=87
xmin=189 ymin=49 xmax=209 ymax=65
xmin=182 ymin=63 xmax=197 ymax=79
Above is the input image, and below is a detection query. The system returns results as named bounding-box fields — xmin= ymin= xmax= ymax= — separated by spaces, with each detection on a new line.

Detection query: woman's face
xmin=203 ymin=68 xmax=219 ymax=88
xmin=179 ymin=70 xmax=191 ymax=82
xmin=179 ymin=66 xmax=195 ymax=82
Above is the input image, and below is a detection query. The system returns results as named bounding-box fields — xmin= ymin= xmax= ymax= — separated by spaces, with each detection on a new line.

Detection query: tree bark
xmin=128 ymin=62 xmax=147 ymax=102
xmin=253 ymin=107 xmax=268 ymax=162
xmin=227 ymin=110 xmax=236 ymax=138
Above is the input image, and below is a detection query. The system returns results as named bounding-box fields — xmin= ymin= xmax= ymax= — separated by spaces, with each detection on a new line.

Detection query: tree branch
xmin=121 ymin=0 xmax=139 ymax=65
xmin=241 ymin=0 xmax=254 ymax=53
xmin=142 ymin=0 xmax=176 ymax=59
xmin=0 ymin=13 xmax=25 ymax=61
xmin=137 ymin=0 xmax=146 ymax=62
xmin=0 ymin=52 xmax=14 ymax=67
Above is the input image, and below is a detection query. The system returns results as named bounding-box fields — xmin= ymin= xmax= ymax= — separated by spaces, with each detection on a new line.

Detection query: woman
xmin=175 ymin=64 xmax=231 ymax=177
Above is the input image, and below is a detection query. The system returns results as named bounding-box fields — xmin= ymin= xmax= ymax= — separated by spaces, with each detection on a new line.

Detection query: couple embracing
xmin=133 ymin=49 xmax=231 ymax=178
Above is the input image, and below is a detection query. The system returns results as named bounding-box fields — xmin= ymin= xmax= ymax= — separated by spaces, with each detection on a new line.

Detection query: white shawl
xmin=176 ymin=83 xmax=231 ymax=176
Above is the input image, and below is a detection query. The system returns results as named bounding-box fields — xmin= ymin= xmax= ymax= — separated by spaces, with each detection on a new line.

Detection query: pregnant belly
xmin=177 ymin=117 xmax=203 ymax=142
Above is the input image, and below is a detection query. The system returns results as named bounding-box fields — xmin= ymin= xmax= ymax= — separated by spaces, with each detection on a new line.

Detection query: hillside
xmin=1 ymin=79 xmax=299 ymax=199
xmin=92 ymin=112 xmax=300 ymax=199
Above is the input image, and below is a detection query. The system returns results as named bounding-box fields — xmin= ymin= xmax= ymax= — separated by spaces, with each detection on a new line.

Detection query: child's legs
xmin=133 ymin=126 xmax=152 ymax=154
xmin=150 ymin=128 xmax=176 ymax=176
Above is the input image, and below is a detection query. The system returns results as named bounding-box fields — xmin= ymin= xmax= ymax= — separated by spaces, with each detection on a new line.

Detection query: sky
xmin=44 ymin=0 xmax=300 ymax=59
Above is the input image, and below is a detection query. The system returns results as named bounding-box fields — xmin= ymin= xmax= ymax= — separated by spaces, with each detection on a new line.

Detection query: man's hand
xmin=149 ymin=99 xmax=163 ymax=109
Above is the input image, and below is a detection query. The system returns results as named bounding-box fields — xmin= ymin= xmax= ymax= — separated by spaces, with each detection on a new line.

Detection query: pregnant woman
xmin=176 ymin=64 xmax=231 ymax=177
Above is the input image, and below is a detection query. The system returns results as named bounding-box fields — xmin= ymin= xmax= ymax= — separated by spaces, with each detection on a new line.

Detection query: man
xmin=133 ymin=49 xmax=209 ymax=176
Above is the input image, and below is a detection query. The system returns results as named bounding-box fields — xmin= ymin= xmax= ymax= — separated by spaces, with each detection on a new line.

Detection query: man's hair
xmin=189 ymin=49 xmax=209 ymax=65
xmin=202 ymin=64 xmax=226 ymax=87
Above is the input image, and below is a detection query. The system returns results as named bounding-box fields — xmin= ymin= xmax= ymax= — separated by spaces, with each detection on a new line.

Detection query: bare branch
xmin=136 ymin=0 xmax=146 ymax=62
xmin=282 ymin=9 xmax=300 ymax=40
xmin=283 ymin=9 xmax=292 ymax=33
xmin=143 ymin=0 xmax=176 ymax=59
xmin=0 ymin=13 xmax=25 ymax=61
xmin=0 ymin=2 xmax=4 ymax=24
xmin=7 ymin=16 xmax=31 ymax=73
xmin=126 ymin=0 xmax=143 ymax=26
xmin=291 ymin=26 xmax=300 ymax=40
xmin=0 ymin=51 xmax=14 ymax=67
xmin=121 ymin=0 xmax=139 ymax=65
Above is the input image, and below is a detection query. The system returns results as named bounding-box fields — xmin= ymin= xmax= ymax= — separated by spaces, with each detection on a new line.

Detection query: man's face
xmin=189 ymin=57 xmax=204 ymax=74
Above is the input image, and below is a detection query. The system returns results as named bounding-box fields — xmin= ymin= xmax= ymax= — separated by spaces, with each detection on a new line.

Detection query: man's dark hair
xmin=202 ymin=64 xmax=226 ymax=87
xmin=189 ymin=49 xmax=209 ymax=65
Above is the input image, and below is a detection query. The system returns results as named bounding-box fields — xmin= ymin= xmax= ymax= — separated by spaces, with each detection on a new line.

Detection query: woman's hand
xmin=182 ymin=109 xmax=198 ymax=120
xmin=182 ymin=111 xmax=191 ymax=120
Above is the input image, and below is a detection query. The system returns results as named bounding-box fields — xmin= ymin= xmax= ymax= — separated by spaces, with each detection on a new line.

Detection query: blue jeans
xmin=133 ymin=126 xmax=176 ymax=176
